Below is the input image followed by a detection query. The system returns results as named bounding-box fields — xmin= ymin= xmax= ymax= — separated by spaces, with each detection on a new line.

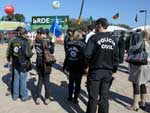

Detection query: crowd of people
xmin=4 ymin=17 xmax=150 ymax=113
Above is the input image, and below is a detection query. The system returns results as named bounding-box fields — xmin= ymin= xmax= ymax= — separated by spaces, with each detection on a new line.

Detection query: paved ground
xmin=0 ymin=43 xmax=150 ymax=113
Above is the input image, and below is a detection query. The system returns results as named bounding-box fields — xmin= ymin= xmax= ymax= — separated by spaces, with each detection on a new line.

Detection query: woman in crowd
xmin=34 ymin=28 xmax=54 ymax=105
xmin=128 ymin=30 xmax=150 ymax=111
xmin=65 ymin=31 xmax=86 ymax=104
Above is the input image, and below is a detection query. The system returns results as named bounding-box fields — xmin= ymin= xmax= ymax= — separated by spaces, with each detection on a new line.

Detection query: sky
xmin=0 ymin=0 xmax=150 ymax=28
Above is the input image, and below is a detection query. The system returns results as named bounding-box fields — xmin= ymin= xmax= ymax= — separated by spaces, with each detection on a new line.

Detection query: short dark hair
xmin=45 ymin=28 xmax=49 ymax=35
xmin=37 ymin=27 xmax=45 ymax=34
xmin=87 ymin=25 xmax=94 ymax=31
xmin=16 ymin=26 xmax=27 ymax=35
xmin=95 ymin=18 xmax=109 ymax=29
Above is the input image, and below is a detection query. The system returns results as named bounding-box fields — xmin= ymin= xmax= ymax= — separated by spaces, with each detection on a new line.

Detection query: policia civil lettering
xmin=97 ymin=37 xmax=115 ymax=50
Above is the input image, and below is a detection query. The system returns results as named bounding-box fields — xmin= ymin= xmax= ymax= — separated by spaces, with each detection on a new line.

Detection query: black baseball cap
xmin=95 ymin=18 xmax=109 ymax=29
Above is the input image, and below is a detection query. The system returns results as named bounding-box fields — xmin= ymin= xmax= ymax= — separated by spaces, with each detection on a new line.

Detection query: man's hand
xmin=7 ymin=62 xmax=12 ymax=71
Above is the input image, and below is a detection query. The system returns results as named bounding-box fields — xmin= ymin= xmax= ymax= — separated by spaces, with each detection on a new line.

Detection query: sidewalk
xmin=0 ymin=44 xmax=150 ymax=113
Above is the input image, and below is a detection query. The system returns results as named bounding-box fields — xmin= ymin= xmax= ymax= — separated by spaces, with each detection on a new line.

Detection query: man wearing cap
xmin=84 ymin=18 xmax=119 ymax=113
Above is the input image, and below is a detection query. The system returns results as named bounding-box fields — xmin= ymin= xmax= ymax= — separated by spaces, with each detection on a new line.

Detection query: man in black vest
xmin=84 ymin=18 xmax=119 ymax=113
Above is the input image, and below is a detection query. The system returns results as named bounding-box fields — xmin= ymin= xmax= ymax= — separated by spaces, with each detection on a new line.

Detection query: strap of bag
xmin=143 ymin=40 xmax=146 ymax=52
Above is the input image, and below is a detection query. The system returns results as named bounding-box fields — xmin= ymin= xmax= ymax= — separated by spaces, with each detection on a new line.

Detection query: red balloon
xmin=5 ymin=5 xmax=15 ymax=15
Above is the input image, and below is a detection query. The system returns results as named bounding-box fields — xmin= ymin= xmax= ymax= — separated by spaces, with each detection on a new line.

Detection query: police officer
xmin=65 ymin=31 xmax=86 ymax=104
xmin=34 ymin=28 xmax=54 ymax=105
xmin=84 ymin=18 xmax=119 ymax=113
xmin=6 ymin=26 xmax=32 ymax=101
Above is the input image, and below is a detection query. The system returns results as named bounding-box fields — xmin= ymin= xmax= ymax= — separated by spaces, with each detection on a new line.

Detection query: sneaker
xmin=35 ymin=98 xmax=41 ymax=105
xmin=21 ymin=96 xmax=31 ymax=102
xmin=127 ymin=106 xmax=139 ymax=112
xmin=5 ymin=90 xmax=11 ymax=96
xmin=44 ymin=99 xmax=50 ymax=105
xmin=139 ymin=101 xmax=146 ymax=110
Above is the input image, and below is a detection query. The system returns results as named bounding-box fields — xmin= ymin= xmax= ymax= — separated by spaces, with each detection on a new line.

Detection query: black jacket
xmin=65 ymin=40 xmax=86 ymax=72
xmin=84 ymin=32 xmax=119 ymax=72
xmin=35 ymin=38 xmax=54 ymax=74
xmin=7 ymin=37 xmax=32 ymax=71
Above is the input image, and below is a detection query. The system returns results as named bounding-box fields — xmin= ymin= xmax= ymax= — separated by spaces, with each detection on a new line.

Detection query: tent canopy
xmin=106 ymin=25 xmax=128 ymax=32
xmin=132 ymin=25 xmax=150 ymax=31
xmin=0 ymin=21 xmax=26 ymax=31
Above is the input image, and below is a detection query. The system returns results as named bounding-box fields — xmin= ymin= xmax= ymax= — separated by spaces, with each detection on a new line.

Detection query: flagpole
xmin=144 ymin=11 xmax=147 ymax=30
xmin=53 ymin=16 xmax=57 ymax=39
xmin=77 ymin=0 xmax=85 ymax=25
xmin=139 ymin=10 xmax=147 ymax=30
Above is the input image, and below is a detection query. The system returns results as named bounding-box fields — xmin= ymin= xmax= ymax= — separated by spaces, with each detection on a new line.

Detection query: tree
xmin=15 ymin=13 xmax=25 ymax=22
xmin=68 ymin=18 xmax=91 ymax=30
xmin=0 ymin=13 xmax=25 ymax=22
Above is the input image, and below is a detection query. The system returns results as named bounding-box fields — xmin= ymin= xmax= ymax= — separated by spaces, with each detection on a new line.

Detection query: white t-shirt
xmin=85 ymin=31 xmax=95 ymax=43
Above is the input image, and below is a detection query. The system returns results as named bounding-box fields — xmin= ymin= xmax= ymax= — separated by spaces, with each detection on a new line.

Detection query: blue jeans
xmin=12 ymin=68 xmax=28 ymax=100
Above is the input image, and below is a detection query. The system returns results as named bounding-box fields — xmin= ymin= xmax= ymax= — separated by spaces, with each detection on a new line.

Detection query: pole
xmin=77 ymin=0 xmax=85 ymax=25
xmin=139 ymin=10 xmax=147 ymax=30
xmin=53 ymin=16 xmax=57 ymax=37
xmin=79 ymin=0 xmax=84 ymax=18
xmin=144 ymin=10 xmax=147 ymax=30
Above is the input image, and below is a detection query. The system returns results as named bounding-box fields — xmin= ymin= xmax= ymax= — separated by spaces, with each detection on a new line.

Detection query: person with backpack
xmin=6 ymin=26 xmax=32 ymax=101
xmin=65 ymin=30 xmax=86 ymax=104
xmin=34 ymin=28 xmax=54 ymax=105
xmin=84 ymin=18 xmax=119 ymax=113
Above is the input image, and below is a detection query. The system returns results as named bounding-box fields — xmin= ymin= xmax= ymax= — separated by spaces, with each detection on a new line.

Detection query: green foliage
xmin=14 ymin=13 xmax=25 ymax=22
xmin=68 ymin=18 xmax=91 ymax=30
xmin=0 ymin=13 xmax=25 ymax=22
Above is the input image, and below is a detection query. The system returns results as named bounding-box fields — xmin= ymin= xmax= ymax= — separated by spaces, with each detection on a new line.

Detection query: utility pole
xmin=139 ymin=10 xmax=147 ymax=30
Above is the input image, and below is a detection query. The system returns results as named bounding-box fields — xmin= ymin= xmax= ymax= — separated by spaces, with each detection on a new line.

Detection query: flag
xmin=26 ymin=22 xmax=31 ymax=32
xmin=64 ymin=17 xmax=68 ymax=24
xmin=112 ymin=13 xmax=119 ymax=19
xmin=89 ymin=16 xmax=93 ymax=24
xmin=135 ymin=14 xmax=138 ymax=22
xmin=50 ymin=16 xmax=62 ymax=38
xmin=77 ymin=0 xmax=85 ymax=25
xmin=77 ymin=16 xmax=81 ymax=25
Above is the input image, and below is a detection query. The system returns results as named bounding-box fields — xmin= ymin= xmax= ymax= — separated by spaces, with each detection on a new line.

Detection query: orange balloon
xmin=5 ymin=5 xmax=15 ymax=15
